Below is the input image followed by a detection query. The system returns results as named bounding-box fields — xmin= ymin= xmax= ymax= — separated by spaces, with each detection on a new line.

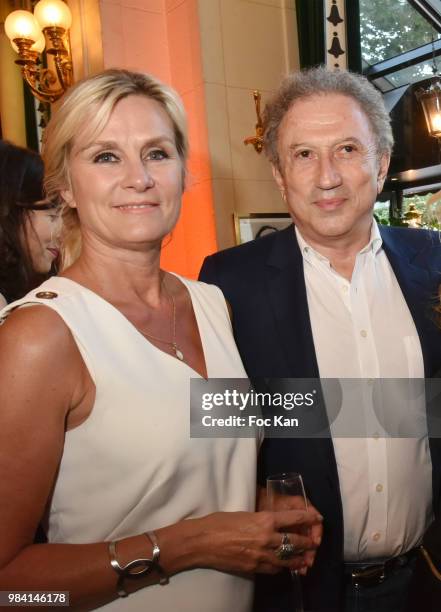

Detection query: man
xmin=199 ymin=67 xmax=441 ymax=612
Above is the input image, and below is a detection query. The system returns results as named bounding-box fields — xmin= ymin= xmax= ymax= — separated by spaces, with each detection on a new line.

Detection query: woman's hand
xmin=257 ymin=485 xmax=323 ymax=574
xmin=158 ymin=509 xmax=323 ymax=576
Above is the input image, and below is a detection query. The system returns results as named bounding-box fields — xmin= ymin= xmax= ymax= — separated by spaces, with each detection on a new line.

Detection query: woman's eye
xmin=147 ymin=149 xmax=168 ymax=161
xmin=93 ymin=152 xmax=118 ymax=163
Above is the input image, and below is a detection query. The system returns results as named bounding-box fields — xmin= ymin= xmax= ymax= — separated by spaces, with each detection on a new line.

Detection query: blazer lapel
xmin=380 ymin=227 xmax=441 ymax=511
xmin=263 ymin=226 xmax=339 ymax=488
xmin=265 ymin=226 xmax=320 ymax=378
xmin=380 ymin=226 xmax=440 ymax=377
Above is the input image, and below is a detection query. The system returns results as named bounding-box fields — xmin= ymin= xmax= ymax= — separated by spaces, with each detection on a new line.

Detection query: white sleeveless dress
xmin=1 ymin=275 xmax=258 ymax=612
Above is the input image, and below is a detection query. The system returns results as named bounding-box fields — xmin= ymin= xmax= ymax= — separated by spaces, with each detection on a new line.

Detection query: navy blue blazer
xmin=199 ymin=224 xmax=441 ymax=612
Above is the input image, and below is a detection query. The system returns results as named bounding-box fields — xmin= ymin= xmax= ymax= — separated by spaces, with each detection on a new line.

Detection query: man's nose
xmin=316 ymin=153 xmax=342 ymax=190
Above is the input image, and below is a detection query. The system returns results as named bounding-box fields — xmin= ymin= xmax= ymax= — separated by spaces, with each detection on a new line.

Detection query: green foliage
xmin=360 ymin=0 xmax=439 ymax=81
xmin=360 ymin=0 xmax=438 ymax=62
xmin=374 ymin=202 xmax=391 ymax=225
xmin=375 ymin=194 xmax=441 ymax=228
xmin=374 ymin=194 xmax=441 ymax=228
xmin=404 ymin=194 xmax=441 ymax=229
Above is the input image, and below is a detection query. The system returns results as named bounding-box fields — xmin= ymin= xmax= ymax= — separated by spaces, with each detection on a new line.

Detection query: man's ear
xmin=272 ymin=163 xmax=286 ymax=202
xmin=377 ymin=152 xmax=390 ymax=194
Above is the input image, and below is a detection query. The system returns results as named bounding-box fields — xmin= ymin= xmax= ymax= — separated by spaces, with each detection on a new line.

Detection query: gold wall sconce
xmin=5 ymin=0 xmax=73 ymax=104
xmin=244 ymin=90 xmax=264 ymax=154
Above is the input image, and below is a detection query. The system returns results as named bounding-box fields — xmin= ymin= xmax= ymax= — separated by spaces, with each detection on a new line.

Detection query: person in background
xmin=0 ymin=140 xmax=60 ymax=308
xmin=200 ymin=66 xmax=441 ymax=612
xmin=0 ymin=69 xmax=322 ymax=611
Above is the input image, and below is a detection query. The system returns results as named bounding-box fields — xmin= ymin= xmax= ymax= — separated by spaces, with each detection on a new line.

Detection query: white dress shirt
xmin=296 ymin=222 xmax=433 ymax=561
xmin=0 ymin=293 xmax=7 ymax=309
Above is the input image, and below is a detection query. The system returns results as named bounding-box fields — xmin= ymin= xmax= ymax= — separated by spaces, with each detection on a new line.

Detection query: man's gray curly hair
xmin=263 ymin=66 xmax=394 ymax=170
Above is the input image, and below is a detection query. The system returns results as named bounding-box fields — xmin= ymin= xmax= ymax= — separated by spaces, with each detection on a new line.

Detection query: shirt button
xmin=376 ymin=484 xmax=383 ymax=493
xmin=360 ymin=330 xmax=367 ymax=338
xmin=372 ymin=532 xmax=381 ymax=541
xmin=342 ymin=285 xmax=348 ymax=292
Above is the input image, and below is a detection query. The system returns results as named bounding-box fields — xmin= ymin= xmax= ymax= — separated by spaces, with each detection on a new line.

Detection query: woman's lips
xmin=115 ymin=203 xmax=159 ymax=213
xmin=47 ymin=247 xmax=60 ymax=259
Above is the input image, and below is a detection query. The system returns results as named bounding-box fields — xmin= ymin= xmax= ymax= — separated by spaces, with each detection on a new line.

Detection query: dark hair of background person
xmin=0 ymin=140 xmax=49 ymax=303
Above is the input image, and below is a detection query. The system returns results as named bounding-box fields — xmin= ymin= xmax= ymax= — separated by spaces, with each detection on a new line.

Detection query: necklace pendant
xmin=173 ymin=344 xmax=184 ymax=361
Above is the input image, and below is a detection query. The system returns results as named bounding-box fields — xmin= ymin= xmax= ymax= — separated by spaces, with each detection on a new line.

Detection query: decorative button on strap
xmin=35 ymin=291 xmax=58 ymax=299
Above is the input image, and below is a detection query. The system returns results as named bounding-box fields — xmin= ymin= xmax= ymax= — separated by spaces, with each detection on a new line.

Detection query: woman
xmin=0 ymin=141 xmax=60 ymax=308
xmin=0 ymin=70 xmax=321 ymax=610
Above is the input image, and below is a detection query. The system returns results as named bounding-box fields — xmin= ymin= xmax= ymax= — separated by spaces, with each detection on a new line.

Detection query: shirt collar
xmin=363 ymin=219 xmax=383 ymax=255
xmin=295 ymin=220 xmax=383 ymax=264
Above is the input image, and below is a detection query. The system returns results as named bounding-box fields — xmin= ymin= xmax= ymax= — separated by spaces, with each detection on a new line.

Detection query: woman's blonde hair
xmin=42 ymin=69 xmax=188 ymax=270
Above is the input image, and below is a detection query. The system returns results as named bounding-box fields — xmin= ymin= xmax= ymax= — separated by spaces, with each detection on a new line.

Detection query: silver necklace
xmin=139 ymin=277 xmax=184 ymax=361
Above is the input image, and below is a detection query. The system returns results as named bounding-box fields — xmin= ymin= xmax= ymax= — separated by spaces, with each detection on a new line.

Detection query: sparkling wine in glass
xmin=267 ymin=472 xmax=308 ymax=612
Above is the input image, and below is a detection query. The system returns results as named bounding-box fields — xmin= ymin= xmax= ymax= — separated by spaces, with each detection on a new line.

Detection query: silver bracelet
xmin=109 ymin=532 xmax=168 ymax=598
xmin=145 ymin=531 xmax=169 ymax=586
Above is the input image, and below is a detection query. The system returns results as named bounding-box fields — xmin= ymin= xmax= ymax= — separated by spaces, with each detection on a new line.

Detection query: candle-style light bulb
xmin=431 ymin=113 xmax=441 ymax=133
xmin=5 ymin=10 xmax=42 ymax=44
xmin=34 ymin=0 xmax=72 ymax=31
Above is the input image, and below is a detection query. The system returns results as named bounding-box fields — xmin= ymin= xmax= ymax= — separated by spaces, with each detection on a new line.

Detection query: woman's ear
xmin=61 ymin=188 xmax=76 ymax=208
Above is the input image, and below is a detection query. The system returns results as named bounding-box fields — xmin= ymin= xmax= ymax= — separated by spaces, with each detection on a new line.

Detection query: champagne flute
xmin=267 ymin=472 xmax=308 ymax=612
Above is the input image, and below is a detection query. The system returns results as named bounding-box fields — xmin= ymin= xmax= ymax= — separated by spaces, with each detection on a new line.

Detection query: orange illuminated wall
xmin=99 ymin=0 xmax=218 ymax=278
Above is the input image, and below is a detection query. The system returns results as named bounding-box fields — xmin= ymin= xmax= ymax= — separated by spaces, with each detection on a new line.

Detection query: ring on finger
xmin=275 ymin=533 xmax=300 ymax=560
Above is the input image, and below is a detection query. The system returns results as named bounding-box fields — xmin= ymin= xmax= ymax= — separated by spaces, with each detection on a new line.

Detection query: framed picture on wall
xmin=234 ymin=213 xmax=292 ymax=244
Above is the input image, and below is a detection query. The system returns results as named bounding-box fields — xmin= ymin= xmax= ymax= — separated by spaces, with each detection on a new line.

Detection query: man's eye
xmin=341 ymin=145 xmax=356 ymax=154
xmin=296 ymin=150 xmax=312 ymax=159
xmin=93 ymin=152 xmax=118 ymax=163
xmin=147 ymin=149 xmax=168 ymax=161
